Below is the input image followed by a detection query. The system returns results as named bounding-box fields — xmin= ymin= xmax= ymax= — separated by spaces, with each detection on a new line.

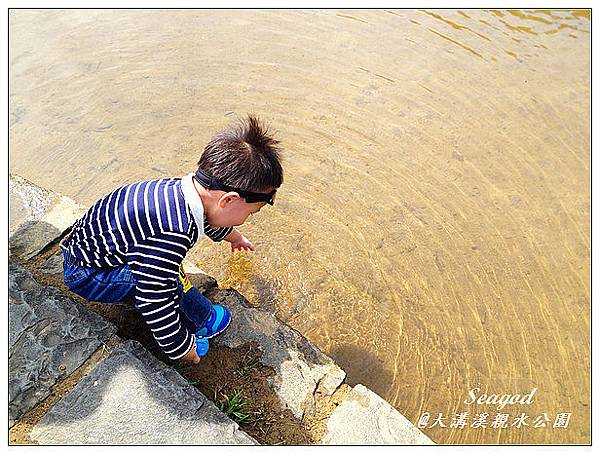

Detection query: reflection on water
xmin=9 ymin=9 xmax=590 ymax=444
xmin=428 ymin=29 xmax=484 ymax=59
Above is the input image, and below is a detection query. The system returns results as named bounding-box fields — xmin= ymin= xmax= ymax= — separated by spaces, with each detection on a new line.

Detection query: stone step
xmin=29 ymin=339 xmax=257 ymax=445
xmin=8 ymin=263 xmax=116 ymax=428
xmin=9 ymin=262 xmax=256 ymax=445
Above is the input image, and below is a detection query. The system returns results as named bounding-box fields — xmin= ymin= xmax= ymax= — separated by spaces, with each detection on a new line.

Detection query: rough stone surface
xmin=40 ymin=250 xmax=65 ymax=275
xmin=9 ymin=174 xmax=86 ymax=260
xmin=9 ymin=175 xmax=50 ymax=236
xmin=318 ymin=366 xmax=348 ymax=396
xmin=8 ymin=263 xmax=116 ymax=427
xmin=29 ymin=340 xmax=257 ymax=445
xmin=321 ymin=384 xmax=434 ymax=445
xmin=212 ymin=288 xmax=346 ymax=420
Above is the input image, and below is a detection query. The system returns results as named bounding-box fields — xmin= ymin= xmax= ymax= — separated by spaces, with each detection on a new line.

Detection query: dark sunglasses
xmin=194 ymin=169 xmax=277 ymax=205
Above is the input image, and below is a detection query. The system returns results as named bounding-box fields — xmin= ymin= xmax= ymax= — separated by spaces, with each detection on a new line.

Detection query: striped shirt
xmin=61 ymin=174 xmax=233 ymax=360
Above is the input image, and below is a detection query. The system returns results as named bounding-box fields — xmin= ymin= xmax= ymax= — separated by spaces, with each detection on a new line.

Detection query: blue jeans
xmin=62 ymin=249 xmax=212 ymax=333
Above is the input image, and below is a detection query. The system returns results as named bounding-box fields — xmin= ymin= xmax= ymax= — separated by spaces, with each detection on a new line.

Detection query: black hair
xmin=197 ymin=115 xmax=283 ymax=192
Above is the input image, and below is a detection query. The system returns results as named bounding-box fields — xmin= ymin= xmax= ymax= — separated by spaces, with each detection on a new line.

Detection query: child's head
xmin=195 ymin=115 xmax=283 ymax=228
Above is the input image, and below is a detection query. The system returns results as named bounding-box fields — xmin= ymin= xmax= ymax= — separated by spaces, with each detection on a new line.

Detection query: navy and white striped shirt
xmin=61 ymin=174 xmax=232 ymax=360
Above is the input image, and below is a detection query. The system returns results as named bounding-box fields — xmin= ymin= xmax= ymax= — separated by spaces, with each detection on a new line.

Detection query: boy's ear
xmin=218 ymin=191 xmax=241 ymax=208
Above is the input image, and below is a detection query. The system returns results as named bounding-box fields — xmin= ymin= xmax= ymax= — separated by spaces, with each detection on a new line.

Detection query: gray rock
xmin=9 ymin=220 xmax=63 ymax=262
xmin=30 ymin=340 xmax=257 ymax=445
xmin=212 ymin=288 xmax=346 ymax=420
xmin=321 ymin=384 xmax=434 ymax=445
xmin=39 ymin=250 xmax=65 ymax=275
xmin=186 ymin=271 xmax=218 ymax=294
xmin=8 ymin=263 xmax=116 ymax=427
xmin=9 ymin=175 xmax=86 ymax=260
xmin=9 ymin=176 xmax=50 ymax=236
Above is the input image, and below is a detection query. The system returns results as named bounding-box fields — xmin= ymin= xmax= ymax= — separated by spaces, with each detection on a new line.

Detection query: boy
xmin=60 ymin=115 xmax=283 ymax=364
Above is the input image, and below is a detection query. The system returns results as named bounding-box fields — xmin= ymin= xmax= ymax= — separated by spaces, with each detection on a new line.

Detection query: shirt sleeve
xmin=125 ymin=231 xmax=195 ymax=360
xmin=203 ymin=218 xmax=233 ymax=242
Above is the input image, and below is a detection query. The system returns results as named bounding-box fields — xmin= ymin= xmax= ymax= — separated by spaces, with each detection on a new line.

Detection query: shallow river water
xmin=9 ymin=9 xmax=590 ymax=444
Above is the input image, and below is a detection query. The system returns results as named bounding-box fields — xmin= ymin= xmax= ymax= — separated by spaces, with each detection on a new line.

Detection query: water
xmin=9 ymin=9 xmax=590 ymax=443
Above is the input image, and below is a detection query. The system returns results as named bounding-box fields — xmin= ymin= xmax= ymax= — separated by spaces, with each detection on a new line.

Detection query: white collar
xmin=181 ymin=173 xmax=205 ymax=240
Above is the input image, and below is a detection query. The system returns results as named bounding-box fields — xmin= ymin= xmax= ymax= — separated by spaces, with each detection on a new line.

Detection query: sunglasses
xmin=194 ymin=169 xmax=277 ymax=205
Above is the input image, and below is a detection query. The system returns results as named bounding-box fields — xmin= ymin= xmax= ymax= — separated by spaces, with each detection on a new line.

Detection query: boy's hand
xmin=180 ymin=342 xmax=201 ymax=364
xmin=230 ymin=234 xmax=255 ymax=252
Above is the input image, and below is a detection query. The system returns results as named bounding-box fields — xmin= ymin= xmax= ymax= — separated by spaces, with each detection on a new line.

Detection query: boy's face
xmin=209 ymin=191 xmax=268 ymax=227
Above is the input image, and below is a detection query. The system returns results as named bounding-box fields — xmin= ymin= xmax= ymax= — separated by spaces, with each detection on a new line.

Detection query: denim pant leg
xmin=63 ymin=256 xmax=137 ymax=304
xmin=177 ymin=283 xmax=213 ymax=333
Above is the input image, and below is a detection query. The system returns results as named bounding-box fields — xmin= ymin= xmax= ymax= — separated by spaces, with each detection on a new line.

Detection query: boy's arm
xmin=126 ymin=232 xmax=196 ymax=361
xmin=223 ymin=228 xmax=243 ymax=244
xmin=203 ymin=220 xmax=255 ymax=252
xmin=223 ymin=228 xmax=255 ymax=252
xmin=203 ymin=219 xmax=233 ymax=242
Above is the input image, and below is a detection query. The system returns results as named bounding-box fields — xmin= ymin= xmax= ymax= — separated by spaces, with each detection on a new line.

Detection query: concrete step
xmin=9 ymin=174 xmax=86 ymax=260
xmin=29 ymin=339 xmax=256 ymax=445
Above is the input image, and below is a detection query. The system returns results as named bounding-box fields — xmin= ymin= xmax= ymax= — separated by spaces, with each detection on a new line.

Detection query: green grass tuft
xmin=217 ymin=389 xmax=252 ymax=424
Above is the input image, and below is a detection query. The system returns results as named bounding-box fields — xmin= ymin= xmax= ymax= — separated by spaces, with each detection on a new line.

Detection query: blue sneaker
xmin=195 ymin=305 xmax=231 ymax=339
xmin=195 ymin=336 xmax=209 ymax=357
